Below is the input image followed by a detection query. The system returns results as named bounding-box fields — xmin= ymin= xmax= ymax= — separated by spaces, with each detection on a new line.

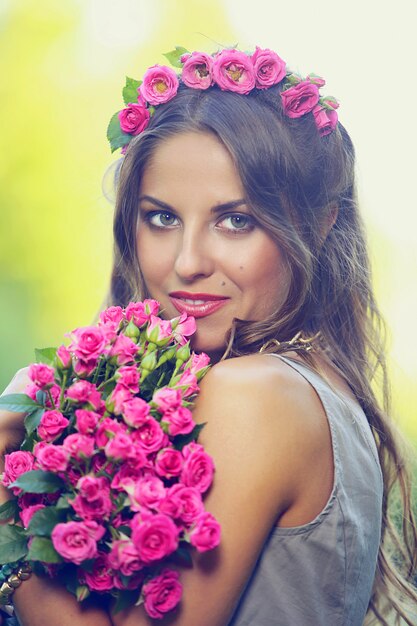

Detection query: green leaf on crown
xmin=122 ymin=76 xmax=142 ymax=105
xmin=27 ymin=536 xmax=63 ymax=563
xmin=0 ymin=499 xmax=19 ymax=522
xmin=163 ymin=46 xmax=190 ymax=68
xmin=0 ymin=525 xmax=28 ymax=562
xmin=107 ymin=112 xmax=132 ymax=153
xmin=35 ymin=347 xmax=58 ymax=366
xmin=0 ymin=393 xmax=41 ymax=413
xmin=28 ymin=506 xmax=67 ymax=536
xmin=24 ymin=407 xmax=45 ymax=435
xmin=10 ymin=470 xmax=65 ymax=494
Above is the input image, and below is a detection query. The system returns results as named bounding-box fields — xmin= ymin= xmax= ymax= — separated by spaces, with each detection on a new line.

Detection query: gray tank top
xmin=228 ymin=355 xmax=383 ymax=626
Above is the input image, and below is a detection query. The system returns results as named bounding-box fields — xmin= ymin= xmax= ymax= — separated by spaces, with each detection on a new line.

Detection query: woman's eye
xmin=146 ymin=211 xmax=179 ymax=228
xmin=218 ymin=214 xmax=254 ymax=233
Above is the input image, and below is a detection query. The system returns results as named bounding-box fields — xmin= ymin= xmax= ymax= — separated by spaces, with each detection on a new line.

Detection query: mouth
xmin=169 ymin=291 xmax=230 ymax=319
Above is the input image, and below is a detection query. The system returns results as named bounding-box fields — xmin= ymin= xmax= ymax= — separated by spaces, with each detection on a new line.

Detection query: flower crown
xmin=107 ymin=45 xmax=340 ymax=154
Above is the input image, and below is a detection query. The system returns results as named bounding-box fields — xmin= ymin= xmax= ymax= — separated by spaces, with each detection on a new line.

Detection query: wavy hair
xmin=107 ymin=84 xmax=417 ymax=623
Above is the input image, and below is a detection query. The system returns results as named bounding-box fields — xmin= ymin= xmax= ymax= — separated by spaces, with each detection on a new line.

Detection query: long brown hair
xmin=108 ymin=84 xmax=417 ymax=623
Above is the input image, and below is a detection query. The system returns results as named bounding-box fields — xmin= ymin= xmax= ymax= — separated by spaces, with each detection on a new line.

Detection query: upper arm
xmin=113 ymin=355 xmax=321 ymax=626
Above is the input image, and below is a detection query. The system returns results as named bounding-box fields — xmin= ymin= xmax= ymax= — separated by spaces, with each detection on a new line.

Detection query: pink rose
xmin=188 ymin=352 xmax=210 ymax=379
xmin=251 ymin=46 xmax=286 ymax=89
xmin=69 ymin=326 xmax=108 ymax=361
xmin=122 ymin=397 xmax=150 ymax=428
xmin=143 ymin=569 xmax=182 ymax=619
xmin=312 ymin=104 xmax=338 ymax=137
xmin=28 ymin=363 xmax=55 ymax=389
xmin=83 ymin=553 xmax=114 ymax=592
xmin=115 ymin=365 xmax=140 ymax=393
xmin=108 ymin=383 xmax=132 ymax=415
xmin=131 ymin=513 xmax=179 ymax=563
xmin=109 ymin=334 xmax=138 ymax=365
xmin=37 ymin=410 xmax=69 ymax=442
xmin=131 ymin=417 xmax=166 ymax=454
xmin=63 ymin=433 xmax=95 ymax=460
xmin=35 ymin=444 xmax=69 ymax=472
xmin=19 ymin=504 xmax=46 ymax=528
xmin=118 ymin=102 xmax=150 ymax=136
xmin=145 ymin=316 xmax=173 ymax=346
xmin=2 ymin=451 xmax=35 ymax=486
xmin=95 ymin=417 xmax=125 ymax=449
xmin=155 ymin=448 xmax=183 ymax=479
xmin=76 ymin=475 xmax=109 ymax=500
xmin=162 ymin=406 xmax=195 ymax=436
xmin=108 ymin=540 xmax=143 ymax=576
xmin=70 ymin=491 xmax=113 ymax=521
xmin=189 ymin=512 xmax=221 ymax=552
xmin=280 ymin=80 xmax=320 ymax=118
xmin=98 ymin=305 xmax=124 ymax=328
xmin=212 ymin=49 xmax=256 ymax=94
xmin=111 ymin=464 xmax=143 ymax=492
xmin=181 ymin=52 xmax=213 ymax=89
xmin=180 ymin=442 xmax=214 ymax=493
xmin=172 ymin=312 xmax=196 ymax=345
xmin=51 ymin=521 xmax=98 ymax=564
xmin=162 ymin=484 xmax=203 ymax=525
xmin=177 ymin=370 xmax=199 ymax=397
xmin=56 ymin=345 xmax=72 ymax=370
xmin=73 ymin=358 xmax=98 ymax=378
xmin=128 ymin=476 xmax=166 ymax=511
xmin=152 ymin=387 xmax=182 ymax=412
xmin=104 ymin=432 xmax=135 ymax=461
xmin=66 ymin=381 xmax=103 ymax=411
xmin=75 ymin=409 xmax=101 ymax=435
xmin=125 ymin=301 xmax=151 ymax=327
xmin=139 ymin=65 xmax=179 ymax=105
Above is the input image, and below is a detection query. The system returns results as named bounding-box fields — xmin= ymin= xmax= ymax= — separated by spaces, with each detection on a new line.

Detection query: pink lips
xmin=169 ymin=291 xmax=229 ymax=319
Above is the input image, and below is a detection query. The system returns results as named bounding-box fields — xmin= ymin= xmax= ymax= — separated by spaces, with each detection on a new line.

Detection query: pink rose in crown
xmin=37 ymin=410 xmax=69 ymax=442
xmin=189 ymin=512 xmax=221 ymax=552
xmin=28 ymin=363 xmax=55 ymax=389
xmin=181 ymin=52 xmax=214 ymax=89
xmin=251 ymin=46 xmax=286 ymax=89
xmin=313 ymin=104 xmax=338 ymax=137
xmin=118 ymin=102 xmax=150 ymax=136
xmin=212 ymin=49 xmax=256 ymax=95
xmin=143 ymin=569 xmax=182 ymax=619
xmin=69 ymin=326 xmax=108 ymax=361
xmin=51 ymin=521 xmax=99 ymax=564
xmin=280 ymin=80 xmax=320 ymax=118
xmin=139 ymin=65 xmax=179 ymax=105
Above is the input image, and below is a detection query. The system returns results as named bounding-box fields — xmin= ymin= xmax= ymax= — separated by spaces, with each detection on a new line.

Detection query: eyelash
xmin=141 ymin=210 xmax=255 ymax=234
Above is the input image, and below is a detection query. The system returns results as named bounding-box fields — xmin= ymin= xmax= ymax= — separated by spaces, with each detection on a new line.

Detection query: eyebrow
xmin=138 ymin=195 xmax=248 ymax=214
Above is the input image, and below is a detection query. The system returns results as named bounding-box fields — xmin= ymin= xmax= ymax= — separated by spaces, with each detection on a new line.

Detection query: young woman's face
xmin=136 ymin=131 xmax=290 ymax=360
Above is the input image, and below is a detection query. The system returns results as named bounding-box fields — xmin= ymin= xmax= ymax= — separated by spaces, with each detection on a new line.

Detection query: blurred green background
xmin=0 ymin=0 xmax=416 ymax=446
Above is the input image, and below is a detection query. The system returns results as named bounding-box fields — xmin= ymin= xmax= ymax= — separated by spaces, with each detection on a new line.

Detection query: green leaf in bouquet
xmin=0 ymin=499 xmax=19 ymax=522
xmin=174 ymin=422 xmax=206 ymax=450
xmin=28 ymin=506 xmax=67 ymax=536
xmin=79 ymin=558 xmax=95 ymax=572
xmin=122 ymin=76 xmax=142 ymax=105
xmin=27 ymin=536 xmax=63 ymax=563
xmin=0 ymin=393 xmax=40 ymax=413
xmin=10 ymin=469 xmax=65 ymax=493
xmin=0 ymin=524 xmax=28 ymax=562
xmin=35 ymin=347 xmax=58 ymax=366
xmin=20 ymin=431 xmax=37 ymax=451
xmin=112 ymin=589 xmax=142 ymax=614
xmin=56 ymin=494 xmax=71 ymax=509
xmin=76 ymin=584 xmax=90 ymax=602
xmin=24 ymin=407 xmax=45 ymax=435
xmin=172 ymin=543 xmax=193 ymax=567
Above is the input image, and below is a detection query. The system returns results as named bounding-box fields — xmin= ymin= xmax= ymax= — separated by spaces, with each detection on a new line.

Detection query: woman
xmin=1 ymin=46 xmax=416 ymax=625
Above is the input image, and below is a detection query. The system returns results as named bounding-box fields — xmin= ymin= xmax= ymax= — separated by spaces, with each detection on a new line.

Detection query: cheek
xmin=136 ymin=232 xmax=171 ymax=288
xmin=240 ymin=242 xmax=290 ymax=310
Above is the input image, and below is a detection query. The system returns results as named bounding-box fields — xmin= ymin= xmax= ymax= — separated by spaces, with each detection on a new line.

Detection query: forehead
xmin=140 ymin=131 xmax=245 ymax=203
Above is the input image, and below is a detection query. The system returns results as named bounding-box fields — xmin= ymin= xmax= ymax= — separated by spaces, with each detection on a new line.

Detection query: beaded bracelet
xmin=0 ymin=561 xmax=32 ymax=609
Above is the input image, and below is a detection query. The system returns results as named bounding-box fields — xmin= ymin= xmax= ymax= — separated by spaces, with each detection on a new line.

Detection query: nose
xmin=174 ymin=228 xmax=215 ymax=282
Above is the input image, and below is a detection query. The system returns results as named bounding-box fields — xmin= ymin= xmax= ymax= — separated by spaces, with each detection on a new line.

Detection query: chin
xmin=190 ymin=328 xmax=228 ymax=361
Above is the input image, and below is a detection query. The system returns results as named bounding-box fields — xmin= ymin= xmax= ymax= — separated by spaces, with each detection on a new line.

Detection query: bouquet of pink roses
xmin=0 ymin=300 xmax=220 ymax=619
